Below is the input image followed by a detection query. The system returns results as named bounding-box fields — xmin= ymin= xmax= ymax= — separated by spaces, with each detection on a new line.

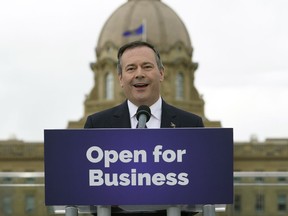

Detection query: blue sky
xmin=0 ymin=0 xmax=287 ymax=142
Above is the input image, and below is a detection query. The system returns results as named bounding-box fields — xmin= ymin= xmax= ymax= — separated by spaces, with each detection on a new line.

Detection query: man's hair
xmin=117 ymin=41 xmax=164 ymax=75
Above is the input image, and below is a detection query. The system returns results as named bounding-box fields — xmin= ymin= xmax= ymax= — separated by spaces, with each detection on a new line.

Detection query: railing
xmin=0 ymin=172 xmax=288 ymax=216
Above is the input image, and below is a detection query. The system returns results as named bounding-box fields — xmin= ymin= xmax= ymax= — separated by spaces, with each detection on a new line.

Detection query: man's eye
xmin=144 ymin=65 xmax=152 ymax=69
xmin=127 ymin=67 xmax=135 ymax=71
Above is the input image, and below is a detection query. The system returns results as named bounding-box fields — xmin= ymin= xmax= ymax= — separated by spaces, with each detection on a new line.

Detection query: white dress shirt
xmin=127 ymin=98 xmax=162 ymax=129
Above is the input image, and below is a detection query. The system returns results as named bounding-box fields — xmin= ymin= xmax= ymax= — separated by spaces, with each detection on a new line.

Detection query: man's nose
xmin=135 ymin=67 xmax=145 ymax=78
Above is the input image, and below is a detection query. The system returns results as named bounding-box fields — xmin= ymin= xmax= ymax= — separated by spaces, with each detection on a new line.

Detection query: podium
xmin=44 ymin=128 xmax=233 ymax=216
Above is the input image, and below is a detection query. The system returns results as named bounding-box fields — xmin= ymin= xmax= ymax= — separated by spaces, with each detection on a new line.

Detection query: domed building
xmin=68 ymin=0 xmax=221 ymax=128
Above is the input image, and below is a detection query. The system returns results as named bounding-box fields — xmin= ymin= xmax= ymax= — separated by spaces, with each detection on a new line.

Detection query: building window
xmin=278 ymin=176 xmax=286 ymax=181
xmin=254 ymin=170 xmax=264 ymax=183
xmin=1 ymin=170 xmax=12 ymax=184
xmin=278 ymin=194 xmax=287 ymax=212
xmin=105 ymin=72 xmax=114 ymax=100
xmin=2 ymin=196 xmax=13 ymax=215
xmin=255 ymin=194 xmax=265 ymax=212
xmin=175 ymin=73 xmax=184 ymax=100
xmin=25 ymin=178 xmax=35 ymax=185
xmin=234 ymin=170 xmax=241 ymax=183
xmin=234 ymin=194 xmax=241 ymax=212
xmin=255 ymin=176 xmax=264 ymax=183
xmin=25 ymin=195 xmax=35 ymax=214
xmin=277 ymin=170 xmax=287 ymax=182
xmin=2 ymin=177 xmax=12 ymax=184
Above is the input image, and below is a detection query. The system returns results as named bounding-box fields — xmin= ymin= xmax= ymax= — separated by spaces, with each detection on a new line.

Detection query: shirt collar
xmin=127 ymin=100 xmax=138 ymax=118
xmin=127 ymin=97 xmax=162 ymax=120
xmin=149 ymin=97 xmax=162 ymax=120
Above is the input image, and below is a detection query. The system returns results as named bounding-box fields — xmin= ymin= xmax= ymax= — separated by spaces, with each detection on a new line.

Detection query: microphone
xmin=136 ymin=105 xmax=151 ymax=128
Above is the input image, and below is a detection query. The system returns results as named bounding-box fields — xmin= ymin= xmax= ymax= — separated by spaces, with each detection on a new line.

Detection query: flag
xmin=123 ymin=24 xmax=144 ymax=37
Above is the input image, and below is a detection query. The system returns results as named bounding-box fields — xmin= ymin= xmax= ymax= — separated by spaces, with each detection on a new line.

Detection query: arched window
xmin=105 ymin=72 xmax=114 ymax=100
xmin=175 ymin=73 xmax=184 ymax=100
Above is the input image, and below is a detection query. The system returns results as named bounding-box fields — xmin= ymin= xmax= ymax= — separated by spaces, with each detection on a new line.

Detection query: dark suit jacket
xmin=84 ymin=100 xmax=204 ymax=128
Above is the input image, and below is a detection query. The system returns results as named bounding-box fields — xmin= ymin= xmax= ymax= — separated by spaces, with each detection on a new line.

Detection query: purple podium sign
xmin=44 ymin=128 xmax=233 ymax=206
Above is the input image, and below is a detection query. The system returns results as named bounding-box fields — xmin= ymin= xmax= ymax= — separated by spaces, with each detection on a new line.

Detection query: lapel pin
xmin=170 ymin=122 xmax=176 ymax=128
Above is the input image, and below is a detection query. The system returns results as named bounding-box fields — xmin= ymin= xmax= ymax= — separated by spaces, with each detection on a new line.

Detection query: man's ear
xmin=118 ymin=74 xmax=123 ymax=87
xmin=160 ymin=68 xmax=165 ymax=82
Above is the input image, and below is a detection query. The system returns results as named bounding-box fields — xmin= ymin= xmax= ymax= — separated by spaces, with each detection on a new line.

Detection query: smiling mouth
xmin=133 ymin=83 xmax=148 ymax=88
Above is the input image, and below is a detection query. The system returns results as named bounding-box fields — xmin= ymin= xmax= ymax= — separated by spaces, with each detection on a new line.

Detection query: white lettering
xmin=86 ymin=146 xmax=147 ymax=168
xmin=153 ymin=145 xmax=187 ymax=163
xmin=162 ymin=149 xmax=176 ymax=162
xmin=86 ymin=146 xmax=103 ymax=163
xmin=105 ymin=150 xmax=118 ymax=168
xmin=166 ymin=173 xmax=177 ymax=186
xmin=119 ymin=150 xmax=133 ymax=163
xmin=89 ymin=169 xmax=189 ymax=187
xmin=152 ymin=173 xmax=166 ymax=186
xmin=153 ymin=145 xmax=163 ymax=162
xmin=104 ymin=172 xmax=119 ymax=186
xmin=89 ymin=169 xmax=104 ymax=186
xmin=177 ymin=149 xmax=186 ymax=162
xmin=119 ymin=173 xmax=130 ymax=186
xmin=178 ymin=173 xmax=189 ymax=185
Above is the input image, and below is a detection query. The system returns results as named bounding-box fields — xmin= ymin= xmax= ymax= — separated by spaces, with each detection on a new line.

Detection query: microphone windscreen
xmin=136 ymin=105 xmax=151 ymax=122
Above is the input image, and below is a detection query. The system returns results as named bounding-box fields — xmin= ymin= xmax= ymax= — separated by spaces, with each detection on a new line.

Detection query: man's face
xmin=119 ymin=46 xmax=164 ymax=107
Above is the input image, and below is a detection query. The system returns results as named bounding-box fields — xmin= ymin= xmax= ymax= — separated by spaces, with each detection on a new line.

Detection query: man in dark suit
xmin=85 ymin=41 xmax=203 ymax=129
xmin=85 ymin=41 xmax=202 ymax=216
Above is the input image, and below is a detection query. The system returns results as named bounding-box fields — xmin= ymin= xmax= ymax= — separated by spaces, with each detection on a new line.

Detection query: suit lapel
xmin=111 ymin=101 xmax=131 ymax=128
xmin=161 ymin=100 xmax=177 ymax=128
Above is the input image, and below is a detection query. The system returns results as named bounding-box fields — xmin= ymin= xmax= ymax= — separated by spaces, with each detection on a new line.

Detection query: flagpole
xmin=142 ymin=19 xmax=147 ymax=42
